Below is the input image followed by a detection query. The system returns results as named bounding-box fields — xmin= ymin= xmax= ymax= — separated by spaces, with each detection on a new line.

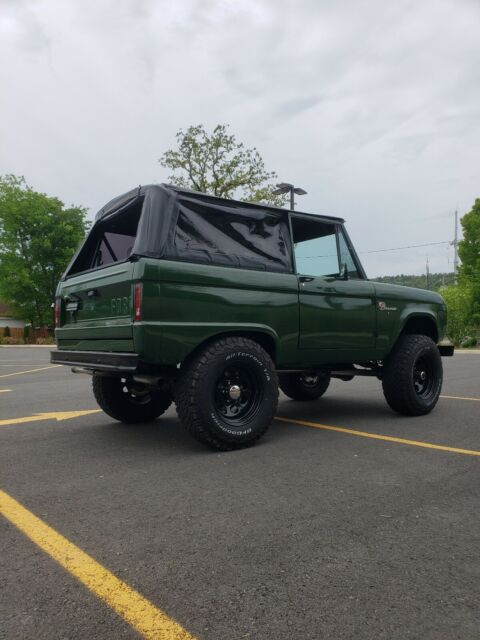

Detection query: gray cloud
xmin=0 ymin=0 xmax=479 ymax=276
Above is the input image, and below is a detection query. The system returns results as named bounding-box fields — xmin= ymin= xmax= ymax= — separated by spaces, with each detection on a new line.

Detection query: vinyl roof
xmin=95 ymin=184 xmax=345 ymax=224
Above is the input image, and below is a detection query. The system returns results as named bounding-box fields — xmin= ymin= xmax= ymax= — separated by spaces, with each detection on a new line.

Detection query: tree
xmin=0 ymin=175 xmax=88 ymax=326
xmin=159 ymin=124 xmax=287 ymax=206
xmin=440 ymin=283 xmax=475 ymax=346
xmin=458 ymin=198 xmax=480 ymax=314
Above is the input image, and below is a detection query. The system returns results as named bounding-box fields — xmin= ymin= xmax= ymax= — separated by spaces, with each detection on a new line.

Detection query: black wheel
xmin=279 ymin=372 xmax=330 ymax=401
xmin=92 ymin=375 xmax=172 ymax=423
xmin=382 ymin=334 xmax=443 ymax=416
xmin=174 ymin=337 xmax=278 ymax=451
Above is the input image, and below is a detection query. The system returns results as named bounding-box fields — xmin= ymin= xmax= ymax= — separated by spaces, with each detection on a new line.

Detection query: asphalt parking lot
xmin=0 ymin=347 xmax=479 ymax=640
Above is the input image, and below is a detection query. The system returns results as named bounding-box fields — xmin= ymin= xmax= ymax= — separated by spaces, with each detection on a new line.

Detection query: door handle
xmin=87 ymin=289 xmax=99 ymax=298
xmin=299 ymin=276 xmax=314 ymax=283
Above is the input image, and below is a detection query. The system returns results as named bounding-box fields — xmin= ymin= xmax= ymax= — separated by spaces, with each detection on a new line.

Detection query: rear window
xmin=68 ymin=199 xmax=142 ymax=275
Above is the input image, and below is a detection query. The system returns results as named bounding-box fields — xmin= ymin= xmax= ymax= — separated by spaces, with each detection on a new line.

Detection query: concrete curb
xmin=0 ymin=344 xmax=53 ymax=348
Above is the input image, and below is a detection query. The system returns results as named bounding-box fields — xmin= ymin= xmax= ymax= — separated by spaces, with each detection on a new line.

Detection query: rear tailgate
xmin=56 ymin=262 xmax=135 ymax=351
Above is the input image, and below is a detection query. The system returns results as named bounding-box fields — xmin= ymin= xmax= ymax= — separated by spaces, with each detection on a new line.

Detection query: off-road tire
xmin=279 ymin=372 xmax=330 ymax=401
xmin=174 ymin=337 xmax=278 ymax=451
xmin=92 ymin=375 xmax=172 ymax=423
xmin=382 ymin=334 xmax=443 ymax=416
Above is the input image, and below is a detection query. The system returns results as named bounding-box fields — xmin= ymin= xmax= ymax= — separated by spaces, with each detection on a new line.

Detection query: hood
xmin=372 ymin=281 xmax=445 ymax=305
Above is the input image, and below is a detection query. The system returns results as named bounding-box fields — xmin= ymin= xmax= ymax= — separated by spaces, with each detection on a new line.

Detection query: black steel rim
xmin=413 ymin=356 xmax=437 ymax=399
xmin=299 ymin=373 xmax=321 ymax=388
xmin=120 ymin=378 xmax=152 ymax=405
xmin=214 ymin=365 xmax=261 ymax=427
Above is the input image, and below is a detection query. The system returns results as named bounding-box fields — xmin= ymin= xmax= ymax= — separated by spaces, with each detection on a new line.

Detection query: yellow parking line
xmin=276 ymin=417 xmax=480 ymax=457
xmin=441 ymin=394 xmax=480 ymax=402
xmin=0 ymin=489 xmax=196 ymax=640
xmin=0 ymin=365 xmax=61 ymax=379
xmin=0 ymin=410 xmax=101 ymax=427
xmin=0 ymin=389 xmax=12 ymax=393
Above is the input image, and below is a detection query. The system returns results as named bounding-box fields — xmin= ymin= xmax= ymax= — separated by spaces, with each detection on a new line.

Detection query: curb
xmin=0 ymin=345 xmax=53 ymax=348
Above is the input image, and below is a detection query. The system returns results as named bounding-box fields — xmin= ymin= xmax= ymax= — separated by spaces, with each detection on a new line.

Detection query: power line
xmin=300 ymin=240 xmax=451 ymax=260
xmin=358 ymin=240 xmax=450 ymax=255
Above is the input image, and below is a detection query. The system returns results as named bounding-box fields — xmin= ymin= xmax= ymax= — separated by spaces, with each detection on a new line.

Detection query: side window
xmin=170 ymin=200 xmax=293 ymax=273
xmin=338 ymin=229 xmax=360 ymax=279
xmin=291 ymin=217 xmax=339 ymax=277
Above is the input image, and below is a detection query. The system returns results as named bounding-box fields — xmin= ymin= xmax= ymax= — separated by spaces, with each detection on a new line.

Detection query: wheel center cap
xmin=419 ymin=371 xmax=426 ymax=381
xmin=229 ymin=385 xmax=241 ymax=400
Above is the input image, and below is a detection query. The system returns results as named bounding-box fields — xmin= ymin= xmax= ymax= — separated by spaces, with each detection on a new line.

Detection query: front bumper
xmin=51 ymin=350 xmax=139 ymax=372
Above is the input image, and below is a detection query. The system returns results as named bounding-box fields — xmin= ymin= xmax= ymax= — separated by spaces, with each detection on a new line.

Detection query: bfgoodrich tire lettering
xmin=92 ymin=375 xmax=172 ymax=423
xmin=382 ymin=334 xmax=443 ymax=416
xmin=175 ymin=337 xmax=278 ymax=450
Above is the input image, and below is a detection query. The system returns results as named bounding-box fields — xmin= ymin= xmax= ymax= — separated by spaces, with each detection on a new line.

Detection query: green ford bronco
xmin=51 ymin=184 xmax=453 ymax=450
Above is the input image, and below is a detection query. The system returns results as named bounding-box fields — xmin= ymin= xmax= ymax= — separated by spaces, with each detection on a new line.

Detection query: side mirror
xmin=339 ymin=263 xmax=349 ymax=280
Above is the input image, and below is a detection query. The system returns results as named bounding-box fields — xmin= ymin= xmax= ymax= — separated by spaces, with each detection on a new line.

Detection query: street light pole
xmin=272 ymin=182 xmax=307 ymax=211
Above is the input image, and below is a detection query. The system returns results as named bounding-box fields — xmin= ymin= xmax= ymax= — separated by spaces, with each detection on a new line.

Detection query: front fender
xmin=374 ymin=285 xmax=444 ymax=358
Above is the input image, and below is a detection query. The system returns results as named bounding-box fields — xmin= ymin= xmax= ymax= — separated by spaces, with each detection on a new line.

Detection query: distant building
xmin=0 ymin=302 xmax=25 ymax=329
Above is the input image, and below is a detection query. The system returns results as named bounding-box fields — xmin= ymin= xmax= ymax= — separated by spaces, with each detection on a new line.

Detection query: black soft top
xmin=66 ymin=184 xmax=345 ymax=278
xmin=95 ymin=184 xmax=344 ymax=224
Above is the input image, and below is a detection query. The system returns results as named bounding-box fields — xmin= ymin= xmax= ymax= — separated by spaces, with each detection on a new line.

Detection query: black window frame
xmin=66 ymin=199 xmax=143 ymax=278
xmin=289 ymin=213 xmax=367 ymax=280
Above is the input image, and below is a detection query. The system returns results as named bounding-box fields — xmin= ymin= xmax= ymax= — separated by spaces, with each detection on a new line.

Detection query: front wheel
xmin=279 ymin=372 xmax=330 ymax=401
xmin=92 ymin=375 xmax=172 ymax=423
xmin=382 ymin=334 xmax=443 ymax=416
xmin=175 ymin=337 xmax=278 ymax=450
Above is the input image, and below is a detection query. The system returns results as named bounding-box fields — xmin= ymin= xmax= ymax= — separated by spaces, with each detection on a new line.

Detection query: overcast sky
xmin=1 ymin=0 xmax=479 ymax=277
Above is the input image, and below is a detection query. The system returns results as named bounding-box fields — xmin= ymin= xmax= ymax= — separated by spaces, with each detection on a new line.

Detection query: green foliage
xmin=458 ymin=198 xmax=480 ymax=315
xmin=0 ymin=175 xmax=88 ymax=326
xmin=159 ymin=124 xmax=287 ymax=207
xmin=3 ymin=325 xmax=10 ymax=337
xmin=373 ymin=273 xmax=455 ymax=291
xmin=23 ymin=325 xmax=30 ymax=342
xmin=440 ymin=283 xmax=476 ymax=347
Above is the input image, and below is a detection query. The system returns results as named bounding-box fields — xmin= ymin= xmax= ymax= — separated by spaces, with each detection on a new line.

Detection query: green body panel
xmin=57 ymin=339 xmax=135 ymax=352
xmin=372 ymin=282 xmax=446 ymax=358
xmin=55 ymin=258 xmax=447 ymax=367
xmin=132 ymin=259 xmax=299 ymax=365
xmin=298 ymin=277 xmax=376 ymax=351
xmin=56 ymin=262 xmax=135 ymax=349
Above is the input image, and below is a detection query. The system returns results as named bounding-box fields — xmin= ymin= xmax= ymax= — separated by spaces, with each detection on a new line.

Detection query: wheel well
xmin=400 ymin=316 xmax=438 ymax=342
xmin=182 ymin=331 xmax=277 ymax=367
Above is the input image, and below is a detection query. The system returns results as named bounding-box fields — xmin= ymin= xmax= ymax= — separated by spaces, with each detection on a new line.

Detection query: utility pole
xmin=453 ymin=209 xmax=459 ymax=283
xmin=426 ymin=256 xmax=430 ymax=290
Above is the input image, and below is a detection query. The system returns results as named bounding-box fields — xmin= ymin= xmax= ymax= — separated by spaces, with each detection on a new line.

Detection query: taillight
xmin=54 ymin=298 xmax=61 ymax=328
xmin=134 ymin=283 xmax=142 ymax=322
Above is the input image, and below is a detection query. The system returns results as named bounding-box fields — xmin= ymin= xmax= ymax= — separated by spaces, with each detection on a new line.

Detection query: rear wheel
xmin=382 ymin=334 xmax=443 ymax=416
xmin=279 ymin=372 xmax=330 ymax=401
xmin=92 ymin=375 xmax=172 ymax=423
xmin=175 ymin=337 xmax=278 ymax=450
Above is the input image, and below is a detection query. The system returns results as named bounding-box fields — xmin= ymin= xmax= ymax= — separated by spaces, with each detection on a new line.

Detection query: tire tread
xmin=382 ymin=334 xmax=442 ymax=416
xmin=93 ymin=376 xmax=172 ymax=423
xmin=175 ymin=337 xmax=278 ymax=450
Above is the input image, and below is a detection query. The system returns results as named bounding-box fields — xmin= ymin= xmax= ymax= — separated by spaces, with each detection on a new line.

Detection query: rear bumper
xmin=51 ymin=349 xmax=139 ymax=372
